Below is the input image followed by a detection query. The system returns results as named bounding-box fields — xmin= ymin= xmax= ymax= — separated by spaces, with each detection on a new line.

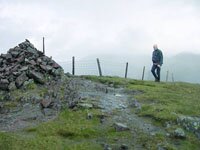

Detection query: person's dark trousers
xmin=151 ymin=64 xmax=161 ymax=81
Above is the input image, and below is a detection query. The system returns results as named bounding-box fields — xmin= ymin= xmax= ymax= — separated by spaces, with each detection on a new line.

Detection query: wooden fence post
xmin=125 ymin=62 xmax=128 ymax=78
xmin=72 ymin=56 xmax=75 ymax=75
xmin=166 ymin=70 xmax=169 ymax=82
xmin=43 ymin=37 xmax=45 ymax=54
xmin=142 ymin=66 xmax=145 ymax=80
xmin=96 ymin=58 xmax=102 ymax=76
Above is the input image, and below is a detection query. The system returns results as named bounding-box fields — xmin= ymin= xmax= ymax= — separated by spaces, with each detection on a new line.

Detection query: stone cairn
xmin=0 ymin=39 xmax=63 ymax=91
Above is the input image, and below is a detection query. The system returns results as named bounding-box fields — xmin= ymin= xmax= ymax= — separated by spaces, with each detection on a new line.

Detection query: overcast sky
xmin=0 ymin=0 xmax=200 ymax=61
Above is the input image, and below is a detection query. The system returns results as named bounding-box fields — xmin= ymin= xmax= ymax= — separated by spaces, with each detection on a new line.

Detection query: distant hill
xmin=59 ymin=52 xmax=200 ymax=84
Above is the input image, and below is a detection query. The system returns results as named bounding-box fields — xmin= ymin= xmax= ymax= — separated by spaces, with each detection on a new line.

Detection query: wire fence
xmin=58 ymin=57 xmax=175 ymax=82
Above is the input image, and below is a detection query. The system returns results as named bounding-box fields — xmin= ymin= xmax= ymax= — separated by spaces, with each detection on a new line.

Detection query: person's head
xmin=153 ymin=44 xmax=158 ymax=50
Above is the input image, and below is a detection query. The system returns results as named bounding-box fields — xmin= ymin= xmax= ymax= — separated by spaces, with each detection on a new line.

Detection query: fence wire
xmin=58 ymin=58 xmax=173 ymax=82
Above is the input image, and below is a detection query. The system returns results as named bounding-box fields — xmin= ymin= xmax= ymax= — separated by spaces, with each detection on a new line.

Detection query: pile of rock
xmin=0 ymin=39 xmax=63 ymax=91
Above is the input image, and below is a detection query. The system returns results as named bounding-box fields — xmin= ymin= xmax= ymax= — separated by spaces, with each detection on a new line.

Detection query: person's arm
xmin=160 ymin=51 xmax=163 ymax=65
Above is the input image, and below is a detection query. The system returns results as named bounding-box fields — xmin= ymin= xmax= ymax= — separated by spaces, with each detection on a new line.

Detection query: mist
xmin=0 ymin=0 xmax=200 ymax=83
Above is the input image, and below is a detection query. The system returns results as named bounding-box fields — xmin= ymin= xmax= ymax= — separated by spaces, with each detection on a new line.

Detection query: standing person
xmin=151 ymin=44 xmax=163 ymax=82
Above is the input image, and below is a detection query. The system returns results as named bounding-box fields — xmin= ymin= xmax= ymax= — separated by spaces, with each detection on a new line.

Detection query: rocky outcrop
xmin=0 ymin=39 xmax=63 ymax=90
xmin=177 ymin=116 xmax=200 ymax=139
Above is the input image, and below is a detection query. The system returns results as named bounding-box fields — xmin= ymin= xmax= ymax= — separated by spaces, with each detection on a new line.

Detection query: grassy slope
xmin=83 ymin=75 xmax=200 ymax=122
xmin=83 ymin=75 xmax=200 ymax=149
xmin=0 ymin=109 xmax=132 ymax=150
xmin=0 ymin=75 xmax=200 ymax=149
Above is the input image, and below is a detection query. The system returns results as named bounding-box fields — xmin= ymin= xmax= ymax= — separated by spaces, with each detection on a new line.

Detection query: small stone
xmin=78 ymin=103 xmax=93 ymax=109
xmin=15 ymin=72 xmax=29 ymax=88
xmin=8 ymin=82 xmax=17 ymax=91
xmin=43 ymin=108 xmax=55 ymax=116
xmin=40 ymin=98 xmax=54 ymax=108
xmin=174 ymin=128 xmax=186 ymax=139
xmin=113 ymin=122 xmax=130 ymax=132
xmin=87 ymin=113 xmax=93 ymax=120
xmin=120 ymin=144 xmax=128 ymax=150
xmin=0 ymin=79 xmax=9 ymax=90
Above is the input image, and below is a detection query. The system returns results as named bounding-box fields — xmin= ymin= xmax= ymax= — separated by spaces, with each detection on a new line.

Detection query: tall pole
xmin=97 ymin=58 xmax=102 ymax=77
xmin=72 ymin=56 xmax=75 ymax=75
xmin=125 ymin=62 xmax=128 ymax=78
xmin=142 ymin=66 xmax=145 ymax=80
xmin=43 ymin=37 xmax=45 ymax=54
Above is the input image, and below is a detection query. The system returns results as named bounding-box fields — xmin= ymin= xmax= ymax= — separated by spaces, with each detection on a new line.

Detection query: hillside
xmin=0 ymin=75 xmax=200 ymax=150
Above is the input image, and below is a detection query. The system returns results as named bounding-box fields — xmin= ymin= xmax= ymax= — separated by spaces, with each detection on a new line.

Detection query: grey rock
xmin=78 ymin=103 xmax=93 ymax=109
xmin=120 ymin=144 xmax=128 ymax=150
xmin=113 ymin=122 xmax=130 ymax=131
xmin=0 ymin=39 xmax=63 ymax=91
xmin=52 ymin=61 xmax=60 ymax=69
xmin=0 ymin=79 xmax=9 ymax=90
xmin=51 ymin=68 xmax=63 ymax=77
xmin=104 ymin=144 xmax=112 ymax=150
xmin=8 ymin=82 xmax=17 ymax=91
xmin=87 ymin=113 xmax=93 ymax=119
xmin=40 ymin=65 xmax=53 ymax=72
xmin=42 ymin=108 xmax=55 ymax=116
xmin=177 ymin=115 xmax=200 ymax=139
xmin=9 ymin=50 xmax=19 ymax=58
xmin=19 ymin=66 xmax=29 ymax=72
xmin=40 ymin=98 xmax=54 ymax=108
xmin=29 ymin=60 xmax=36 ymax=66
xmin=27 ymin=47 xmax=37 ymax=54
xmin=15 ymin=72 xmax=29 ymax=88
xmin=174 ymin=128 xmax=186 ymax=139
xmin=12 ymin=72 xmax=21 ymax=76
xmin=28 ymin=70 xmax=45 ymax=84
xmin=133 ymin=99 xmax=141 ymax=109
xmin=5 ymin=53 xmax=12 ymax=62
xmin=36 ymin=58 xmax=42 ymax=64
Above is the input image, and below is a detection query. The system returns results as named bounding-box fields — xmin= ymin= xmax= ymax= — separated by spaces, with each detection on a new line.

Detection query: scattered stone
xmin=40 ymin=98 xmax=54 ymax=108
xmin=68 ymin=101 xmax=78 ymax=109
xmin=87 ymin=113 xmax=93 ymax=120
xmin=174 ymin=128 xmax=186 ymax=139
xmin=104 ymin=144 xmax=112 ymax=150
xmin=113 ymin=122 xmax=130 ymax=132
xmin=43 ymin=108 xmax=55 ymax=116
xmin=120 ymin=144 xmax=128 ymax=150
xmin=65 ymin=72 xmax=72 ymax=78
xmin=132 ymin=99 xmax=141 ymax=110
xmin=77 ymin=103 xmax=93 ymax=109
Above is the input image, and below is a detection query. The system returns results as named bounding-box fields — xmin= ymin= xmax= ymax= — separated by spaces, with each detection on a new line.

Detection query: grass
xmin=83 ymin=75 xmax=200 ymax=123
xmin=0 ymin=108 xmax=132 ymax=150
xmin=82 ymin=75 xmax=200 ymax=149
xmin=1 ymin=75 xmax=200 ymax=149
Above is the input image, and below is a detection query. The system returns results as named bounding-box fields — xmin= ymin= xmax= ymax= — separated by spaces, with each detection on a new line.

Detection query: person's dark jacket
xmin=152 ymin=49 xmax=163 ymax=65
